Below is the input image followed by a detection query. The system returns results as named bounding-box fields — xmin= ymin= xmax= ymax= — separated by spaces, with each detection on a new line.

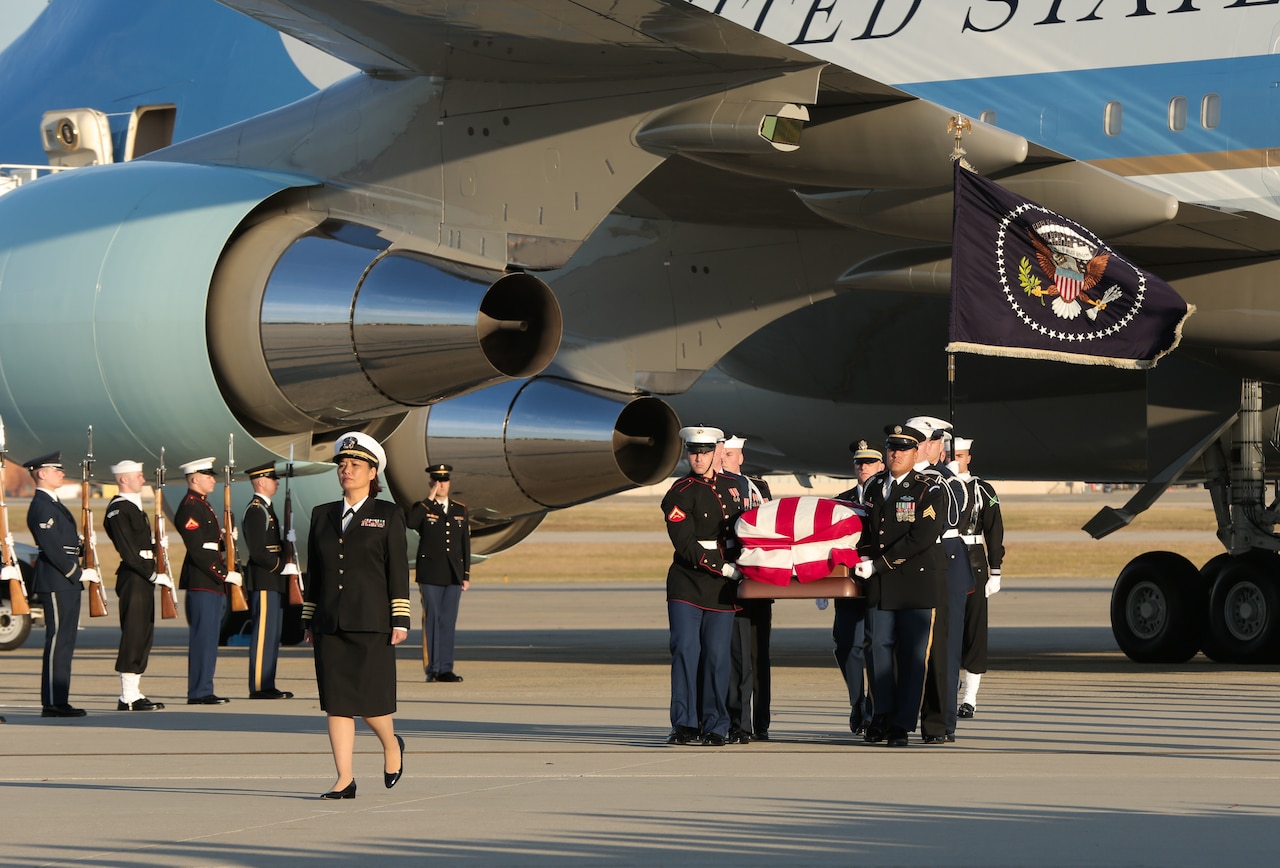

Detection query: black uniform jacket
xmin=103 ymin=495 xmax=155 ymax=591
xmin=962 ymin=476 xmax=1006 ymax=580
xmin=858 ymin=470 xmax=947 ymax=611
xmin=243 ymin=494 xmax=287 ymax=594
xmin=661 ymin=471 xmax=744 ymax=612
xmin=27 ymin=490 xmax=83 ymax=593
xmin=174 ymin=490 xmax=227 ymax=593
xmin=407 ymin=498 xmax=470 ymax=586
xmin=303 ymin=498 xmax=411 ymax=635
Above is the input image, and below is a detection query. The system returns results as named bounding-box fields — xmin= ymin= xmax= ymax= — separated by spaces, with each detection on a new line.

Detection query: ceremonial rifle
xmin=154 ymin=448 xmax=177 ymax=620
xmin=224 ymin=434 xmax=249 ymax=612
xmin=82 ymin=426 xmax=108 ymax=617
xmin=0 ymin=416 xmax=29 ymax=616
xmin=284 ymin=444 xmax=304 ymax=606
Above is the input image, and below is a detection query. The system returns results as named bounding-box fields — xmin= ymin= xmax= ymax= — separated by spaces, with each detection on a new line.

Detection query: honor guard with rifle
xmin=24 ymin=450 xmax=95 ymax=717
xmin=175 ymin=456 xmax=241 ymax=705
xmin=103 ymin=459 xmax=171 ymax=711
xmin=243 ymin=461 xmax=295 ymax=699
xmin=408 ymin=463 xmax=471 ymax=683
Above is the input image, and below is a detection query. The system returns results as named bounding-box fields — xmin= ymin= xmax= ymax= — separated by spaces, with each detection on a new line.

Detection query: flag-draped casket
xmin=735 ymin=496 xmax=865 ymax=585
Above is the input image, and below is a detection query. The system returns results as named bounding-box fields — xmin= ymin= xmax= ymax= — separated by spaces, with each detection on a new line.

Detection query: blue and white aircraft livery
xmin=2 ymin=0 xmax=1280 ymax=664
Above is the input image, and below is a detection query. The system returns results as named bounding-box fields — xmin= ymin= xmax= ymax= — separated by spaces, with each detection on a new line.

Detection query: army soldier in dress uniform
xmin=243 ymin=462 xmax=295 ymax=699
xmin=831 ymin=439 xmax=884 ymax=736
xmin=25 ymin=451 xmax=95 ymax=717
xmin=720 ymin=434 xmax=772 ymax=743
xmin=950 ymin=438 xmax=1005 ymax=719
xmin=104 ymin=459 xmax=171 ymax=711
xmin=408 ymin=463 xmax=470 ymax=683
xmin=662 ymin=425 xmax=745 ymax=747
xmin=175 ymin=457 xmax=242 ymax=705
xmin=853 ymin=424 xmax=947 ymax=747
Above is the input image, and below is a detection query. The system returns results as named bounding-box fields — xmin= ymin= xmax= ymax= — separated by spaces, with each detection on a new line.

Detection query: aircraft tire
xmin=1207 ymin=557 xmax=1280 ymax=664
xmin=1198 ymin=554 xmax=1235 ymax=662
xmin=0 ymin=602 xmax=32 ymax=652
xmin=1110 ymin=551 xmax=1205 ymax=663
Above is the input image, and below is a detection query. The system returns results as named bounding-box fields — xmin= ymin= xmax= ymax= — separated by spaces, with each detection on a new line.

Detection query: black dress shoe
xmin=41 ymin=704 xmax=87 ymax=718
xmin=424 ymin=673 xmax=438 ymax=682
xmin=117 ymin=698 xmax=164 ymax=711
xmin=249 ymin=689 xmax=294 ymax=699
xmin=728 ymin=728 xmax=751 ymax=745
xmin=701 ymin=732 xmax=727 ymax=747
xmin=945 ymin=733 xmax=957 ymax=743
xmin=754 ymin=730 xmax=769 ymax=741
xmin=435 ymin=671 xmax=464 ymax=683
xmin=385 ymin=735 xmax=405 ymax=788
xmin=665 ymin=726 xmax=699 ymax=745
xmin=320 ymin=781 xmax=356 ymax=800
xmin=921 ymin=734 xmax=948 ymax=745
xmin=957 ymin=703 xmax=975 ymax=719
xmin=187 ymin=695 xmax=231 ymax=705
xmin=887 ymin=727 xmax=909 ymax=747
xmin=863 ymin=718 xmax=887 ymax=744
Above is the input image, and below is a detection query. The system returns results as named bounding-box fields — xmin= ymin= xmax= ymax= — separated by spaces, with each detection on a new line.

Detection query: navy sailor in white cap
xmin=661 ymin=425 xmax=746 ymax=746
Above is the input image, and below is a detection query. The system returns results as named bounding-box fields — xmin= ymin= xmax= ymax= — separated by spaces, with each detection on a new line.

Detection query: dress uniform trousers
xmin=962 ymin=585 xmax=989 ymax=673
xmin=832 ymin=597 xmax=869 ymax=730
xmin=940 ymin=536 xmax=973 ymax=735
xmin=115 ymin=577 xmax=155 ymax=674
xmin=727 ymin=599 xmax=772 ymax=737
xmin=668 ymin=600 xmax=734 ymax=736
xmin=249 ymin=588 xmax=284 ymax=693
xmin=421 ymin=583 xmax=462 ymax=676
xmin=186 ymin=589 xmax=223 ymax=699
xmin=866 ymin=604 xmax=938 ymax=735
xmin=38 ymin=588 xmax=82 ymax=707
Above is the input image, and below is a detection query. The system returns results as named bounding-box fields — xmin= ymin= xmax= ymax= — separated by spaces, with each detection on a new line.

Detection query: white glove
xmin=0 ymin=564 xmax=21 ymax=582
xmin=720 ymin=563 xmax=742 ymax=580
xmin=286 ymin=529 xmax=297 ymax=543
xmin=854 ymin=560 xmax=875 ymax=579
xmin=225 ymin=571 xmax=243 ymax=588
xmin=986 ymin=569 xmax=1001 ymax=597
xmin=281 ymin=562 xmax=300 ymax=576
xmin=152 ymin=573 xmax=174 ymax=590
xmin=81 ymin=567 xmax=101 ymax=585
xmin=232 ymin=527 xmax=239 ymax=541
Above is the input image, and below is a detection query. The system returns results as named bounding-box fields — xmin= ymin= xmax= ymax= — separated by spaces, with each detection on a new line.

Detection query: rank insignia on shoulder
xmin=922 ymin=505 xmax=937 ymax=520
xmin=361 ymin=518 xmax=386 ymax=528
xmin=184 ymin=517 xmax=200 ymax=530
xmin=667 ymin=506 xmax=686 ymax=523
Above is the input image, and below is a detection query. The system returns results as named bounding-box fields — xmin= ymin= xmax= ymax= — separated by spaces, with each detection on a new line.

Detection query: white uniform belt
xmin=698 ymin=540 xmax=719 ymax=550
xmin=941 ymin=529 xmax=961 ymax=539
xmin=961 ymin=534 xmax=984 ymax=545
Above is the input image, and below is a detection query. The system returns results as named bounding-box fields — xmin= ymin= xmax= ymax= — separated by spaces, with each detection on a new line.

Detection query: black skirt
xmin=313 ymin=629 xmax=397 ymax=717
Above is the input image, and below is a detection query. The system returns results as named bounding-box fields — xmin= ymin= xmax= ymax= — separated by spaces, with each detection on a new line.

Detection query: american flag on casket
xmin=735 ymin=496 xmax=866 ymax=586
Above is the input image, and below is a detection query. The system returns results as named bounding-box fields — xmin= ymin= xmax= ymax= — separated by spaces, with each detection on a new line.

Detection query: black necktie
xmin=341 ymin=508 xmax=354 ymax=531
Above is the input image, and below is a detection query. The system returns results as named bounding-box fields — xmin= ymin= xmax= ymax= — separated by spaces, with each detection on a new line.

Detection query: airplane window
xmin=1201 ymin=94 xmax=1221 ymax=129
xmin=1104 ymin=101 xmax=1122 ymax=136
xmin=980 ymin=110 xmax=997 ymax=126
xmin=1168 ymin=96 xmax=1187 ymax=132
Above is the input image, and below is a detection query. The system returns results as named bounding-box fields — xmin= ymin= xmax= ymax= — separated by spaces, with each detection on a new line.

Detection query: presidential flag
xmin=947 ymin=162 xmax=1193 ymax=369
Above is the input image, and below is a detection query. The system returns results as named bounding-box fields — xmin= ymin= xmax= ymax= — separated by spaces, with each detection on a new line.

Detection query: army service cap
xmin=884 ymin=424 xmax=926 ymax=451
xmin=849 ymin=439 xmax=884 ymax=463
xmin=427 ymin=463 xmax=452 ymax=480
xmin=246 ymin=462 xmax=279 ymax=480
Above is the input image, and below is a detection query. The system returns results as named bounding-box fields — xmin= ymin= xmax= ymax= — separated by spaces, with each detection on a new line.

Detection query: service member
xmin=175 ymin=456 xmax=242 ymax=705
xmin=951 ymin=438 xmax=1004 ymax=718
xmin=854 ymin=424 xmax=947 ymax=746
xmin=408 ymin=463 xmax=470 ymax=683
xmin=243 ymin=462 xmax=295 ymax=699
xmin=104 ymin=459 xmax=170 ymax=711
xmin=662 ymin=425 xmax=745 ymax=746
xmin=25 ymin=451 xmax=95 ymax=717
xmin=831 ymin=439 xmax=884 ymax=735
xmin=721 ymin=434 xmax=772 ymax=743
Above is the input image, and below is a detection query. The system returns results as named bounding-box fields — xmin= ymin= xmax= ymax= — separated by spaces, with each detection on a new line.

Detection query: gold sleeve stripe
xmin=390 ymin=599 xmax=413 ymax=615
xmin=301 ymin=602 xmax=316 ymax=619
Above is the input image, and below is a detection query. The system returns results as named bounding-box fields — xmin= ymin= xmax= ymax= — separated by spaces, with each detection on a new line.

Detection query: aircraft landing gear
xmin=1109 ymin=551 xmax=1205 ymax=663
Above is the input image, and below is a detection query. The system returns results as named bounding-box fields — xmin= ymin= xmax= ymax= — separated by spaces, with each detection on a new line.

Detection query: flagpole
xmin=947 ymin=352 xmax=956 ymax=430
xmin=946 ymin=115 xmax=971 ymax=431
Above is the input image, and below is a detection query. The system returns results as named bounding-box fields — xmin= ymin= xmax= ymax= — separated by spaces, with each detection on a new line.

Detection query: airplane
xmin=2 ymin=0 xmax=1280 ymax=666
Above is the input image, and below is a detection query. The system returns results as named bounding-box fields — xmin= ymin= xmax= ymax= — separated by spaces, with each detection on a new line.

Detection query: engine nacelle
xmin=382 ymin=378 xmax=681 ymax=551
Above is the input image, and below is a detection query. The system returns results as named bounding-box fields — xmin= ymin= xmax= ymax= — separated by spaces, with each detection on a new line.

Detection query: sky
xmin=0 ymin=0 xmax=47 ymax=53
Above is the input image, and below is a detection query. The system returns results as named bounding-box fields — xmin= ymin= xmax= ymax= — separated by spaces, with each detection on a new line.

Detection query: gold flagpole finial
xmin=948 ymin=115 xmax=973 ymax=170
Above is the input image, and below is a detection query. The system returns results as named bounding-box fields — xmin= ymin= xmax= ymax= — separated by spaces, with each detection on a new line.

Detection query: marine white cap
xmin=723 ymin=435 xmax=746 ymax=449
xmin=179 ymin=457 xmax=216 ymax=476
xmin=109 ymin=460 xmax=144 ymax=475
xmin=678 ymin=425 xmax=723 ymax=453
xmin=333 ymin=431 xmax=387 ymax=470
xmin=906 ymin=415 xmax=952 ymax=441
xmin=953 ymin=437 xmax=973 ymax=451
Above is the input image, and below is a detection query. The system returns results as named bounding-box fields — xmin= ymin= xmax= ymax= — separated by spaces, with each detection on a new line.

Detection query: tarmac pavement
xmin=2 ymin=578 xmax=1279 ymax=866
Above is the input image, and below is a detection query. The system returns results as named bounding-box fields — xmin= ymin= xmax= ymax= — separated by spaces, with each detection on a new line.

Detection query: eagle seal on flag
xmin=948 ymin=162 xmax=1193 ymax=369
xmin=735 ymin=496 xmax=866 ymax=586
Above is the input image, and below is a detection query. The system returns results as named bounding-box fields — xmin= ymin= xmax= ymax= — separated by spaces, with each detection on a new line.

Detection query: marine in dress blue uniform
xmin=662 ymin=425 xmax=745 ymax=746
xmin=24 ymin=451 xmax=91 ymax=717
xmin=831 ymin=439 xmax=884 ymax=736
xmin=103 ymin=459 xmax=167 ymax=711
xmin=855 ymin=425 xmax=947 ymax=747
xmin=174 ymin=457 xmax=240 ymax=705
xmin=243 ymin=462 xmax=294 ymax=699
xmin=407 ymin=463 xmax=470 ymax=683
